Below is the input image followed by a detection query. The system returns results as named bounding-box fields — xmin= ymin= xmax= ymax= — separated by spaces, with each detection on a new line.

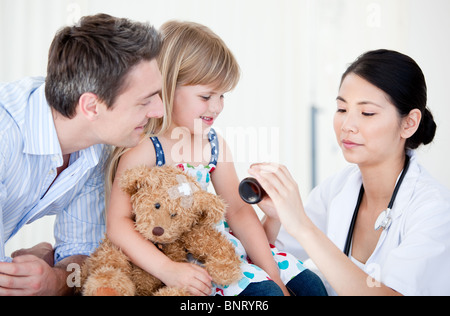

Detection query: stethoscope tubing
xmin=344 ymin=155 xmax=411 ymax=257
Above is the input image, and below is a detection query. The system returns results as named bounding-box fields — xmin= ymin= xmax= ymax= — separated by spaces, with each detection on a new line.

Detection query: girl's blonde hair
xmin=158 ymin=21 xmax=240 ymax=125
xmin=105 ymin=21 xmax=240 ymax=204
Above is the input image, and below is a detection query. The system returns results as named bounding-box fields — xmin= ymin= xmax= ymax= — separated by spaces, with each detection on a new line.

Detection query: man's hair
xmin=45 ymin=13 xmax=161 ymax=118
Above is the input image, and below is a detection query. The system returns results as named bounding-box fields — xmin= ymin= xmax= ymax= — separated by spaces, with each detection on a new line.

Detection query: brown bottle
xmin=239 ymin=177 xmax=267 ymax=204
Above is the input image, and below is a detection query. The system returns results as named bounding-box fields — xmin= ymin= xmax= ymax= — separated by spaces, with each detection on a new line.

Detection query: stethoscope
xmin=343 ymin=155 xmax=411 ymax=257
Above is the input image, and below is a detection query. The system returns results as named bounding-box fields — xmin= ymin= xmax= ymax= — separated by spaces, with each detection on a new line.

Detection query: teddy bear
xmin=81 ymin=165 xmax=242 ymax=296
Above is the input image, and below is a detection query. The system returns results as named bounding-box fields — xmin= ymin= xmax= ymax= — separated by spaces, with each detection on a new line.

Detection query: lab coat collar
xmin=389 ymin=150 xmax=418 ymax=222
xmin=326 ymin=151 xmax=419 ymax=252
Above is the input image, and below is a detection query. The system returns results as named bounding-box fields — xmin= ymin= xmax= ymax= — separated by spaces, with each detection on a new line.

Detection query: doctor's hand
xmin=249 ymin=163 xmax=308 ymax=236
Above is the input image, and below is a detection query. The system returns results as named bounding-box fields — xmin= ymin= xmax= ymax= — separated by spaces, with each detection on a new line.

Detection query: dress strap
xmin=208 ymin=128 xmax=219 ymax=167
xmin=150 ymin=129 xmax=219 ymax=168
xmin=150 ymin=136 xmax=165 ymax=166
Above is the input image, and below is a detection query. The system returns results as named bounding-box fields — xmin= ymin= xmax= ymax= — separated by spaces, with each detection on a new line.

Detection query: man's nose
xmin=147 ymin=95 xmax=165 ymax=119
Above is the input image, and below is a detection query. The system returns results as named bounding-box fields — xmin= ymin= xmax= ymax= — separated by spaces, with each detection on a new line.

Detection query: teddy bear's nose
xmin=152 ymin=227 xmax=164 ymax=236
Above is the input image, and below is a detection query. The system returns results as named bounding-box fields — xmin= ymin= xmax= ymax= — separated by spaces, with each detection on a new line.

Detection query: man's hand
xmin=0 ymin=243 xmax=86 ymax=296
xmin=11 ymin=242 xmax=54 ymax=266
xmin=0 ymin=254 xmax=64 ymax=296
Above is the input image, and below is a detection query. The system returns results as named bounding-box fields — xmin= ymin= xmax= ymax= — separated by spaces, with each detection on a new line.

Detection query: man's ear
xmin=401 ymin=109 xmax=422 ymax=140
xmin=78 ymin=92 xmax=101 ymax=121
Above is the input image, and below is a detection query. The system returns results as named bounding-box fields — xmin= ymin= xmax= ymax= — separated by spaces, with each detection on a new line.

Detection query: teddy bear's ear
xmin=193 ymin=191 xmax=227 ymax=227
xmin=119 ymin=165 xmax=154 ymax=196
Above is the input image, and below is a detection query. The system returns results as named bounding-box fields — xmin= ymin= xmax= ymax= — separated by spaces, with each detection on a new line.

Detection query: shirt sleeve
xmin=53 ymin=148 xmax=109 ymax=264
xmin=382 ymin=191 xmax=450 ymax=296
xmin=0 ymin=142 xmax=10 ymax=262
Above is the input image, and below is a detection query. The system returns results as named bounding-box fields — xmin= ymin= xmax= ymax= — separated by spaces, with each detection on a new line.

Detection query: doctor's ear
xmin=78 ymin=92 xmax=101 ymax=121
xmin=401 ymin=109 xmax=422 ymax=140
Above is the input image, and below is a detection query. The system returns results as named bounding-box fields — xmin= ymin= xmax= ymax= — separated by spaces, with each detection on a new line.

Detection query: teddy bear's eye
xmin=170 ymin=213 xmax=177 ymax=218
xmin=154 ymin=203 xmax=161 ymax=209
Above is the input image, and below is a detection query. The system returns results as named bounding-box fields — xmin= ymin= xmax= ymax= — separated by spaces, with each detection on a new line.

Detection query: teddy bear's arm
xmin=183 ymin=227 xmax=241 ymax=286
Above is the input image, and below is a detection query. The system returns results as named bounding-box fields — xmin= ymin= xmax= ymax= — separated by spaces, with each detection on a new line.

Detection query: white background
xmin=1 ymin=0 xmax=449 ymax=255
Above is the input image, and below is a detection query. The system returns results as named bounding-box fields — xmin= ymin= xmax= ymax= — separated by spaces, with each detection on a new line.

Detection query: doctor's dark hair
xmin=45 ymin=13 xmax=161 ymax=119
xmin=341 ymin=49 xmax=436 ymax=150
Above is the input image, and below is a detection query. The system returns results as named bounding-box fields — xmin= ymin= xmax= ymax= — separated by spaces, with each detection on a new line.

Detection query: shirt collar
xmin=22 ymin=84 xmax=61 ymax=156
xmin=21 ymin=83 xmax=105 ymax=168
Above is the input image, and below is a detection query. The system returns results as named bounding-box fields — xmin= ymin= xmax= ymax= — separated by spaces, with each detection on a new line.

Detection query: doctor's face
xmin=334 ymin=73 xmax=405 ymax=167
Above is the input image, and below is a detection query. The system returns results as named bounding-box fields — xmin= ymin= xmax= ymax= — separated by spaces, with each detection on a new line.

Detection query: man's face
xmin=95 ymin=59 xmax=164 ymax=148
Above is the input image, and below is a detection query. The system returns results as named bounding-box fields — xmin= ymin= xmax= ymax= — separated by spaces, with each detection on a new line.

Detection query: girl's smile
xmin=200 ymin=115 xmax=215 ymax=126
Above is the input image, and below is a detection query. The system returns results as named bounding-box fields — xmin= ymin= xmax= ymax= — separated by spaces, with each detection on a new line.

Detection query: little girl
xmin=106 ymin=21 xmax=326 ymax=296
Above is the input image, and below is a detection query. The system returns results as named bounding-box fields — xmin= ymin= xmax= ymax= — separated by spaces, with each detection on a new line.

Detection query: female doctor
xmin=249 ymin=49 xmax=450 ymax=296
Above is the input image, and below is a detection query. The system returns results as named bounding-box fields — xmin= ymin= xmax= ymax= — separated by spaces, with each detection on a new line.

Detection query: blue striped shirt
xmin=0 ymin=77 xmax=109 ymax=263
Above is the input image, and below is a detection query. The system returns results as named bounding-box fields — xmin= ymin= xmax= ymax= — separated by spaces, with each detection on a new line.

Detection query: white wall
xmin=1 ymin=0 xmax=449 ymax=255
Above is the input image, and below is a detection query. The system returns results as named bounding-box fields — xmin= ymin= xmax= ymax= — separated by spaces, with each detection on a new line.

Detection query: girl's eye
xmin=336 ymin=109 xmax=346 ymax=113
xmin=201 ymin=96 xmax=211 ymax=101
xmin=362 ymin=112 xmax=376 ymax=117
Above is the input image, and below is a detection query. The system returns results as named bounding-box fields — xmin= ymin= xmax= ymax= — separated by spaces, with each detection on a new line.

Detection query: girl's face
xmin=334 ymin=73 xmax=407 ymax=168
xmin=172 ymin=84 xmax=225 ymax=134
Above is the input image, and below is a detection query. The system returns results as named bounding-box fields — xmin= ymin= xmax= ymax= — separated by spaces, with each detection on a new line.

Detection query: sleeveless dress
xmin=150 ymin=129 xmax=306 ymax=296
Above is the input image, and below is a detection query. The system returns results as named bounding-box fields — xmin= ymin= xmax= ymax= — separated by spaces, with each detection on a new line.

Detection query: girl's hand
xmin=160 ymin=261 xmax=213 ymax=296
xmin=248 ymin=163 xmax=307 ymax=236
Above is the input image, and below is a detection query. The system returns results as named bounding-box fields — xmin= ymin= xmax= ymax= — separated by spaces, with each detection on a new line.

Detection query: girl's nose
xmin=209 ymin=96 xmax=224 ymax=115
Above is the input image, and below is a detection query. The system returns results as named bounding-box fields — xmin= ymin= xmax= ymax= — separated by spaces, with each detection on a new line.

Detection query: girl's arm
xmin=106 ymin=140 xmax=212 ymax=296
xmin=257 ymin=200 xmax=282 ymax=245
xmin=249 ymin=163 xmax=402 ymax=296
xmin=211 ymin=137 xmax=289 ymax=295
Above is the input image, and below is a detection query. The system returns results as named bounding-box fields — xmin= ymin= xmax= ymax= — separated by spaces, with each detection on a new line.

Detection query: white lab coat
xmin=276 ymin=152 xmax=450 ymax=296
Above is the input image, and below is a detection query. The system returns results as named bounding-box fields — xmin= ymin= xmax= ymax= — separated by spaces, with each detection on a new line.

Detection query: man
xmin=0 ymin=13 xmax=164 ymax=295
